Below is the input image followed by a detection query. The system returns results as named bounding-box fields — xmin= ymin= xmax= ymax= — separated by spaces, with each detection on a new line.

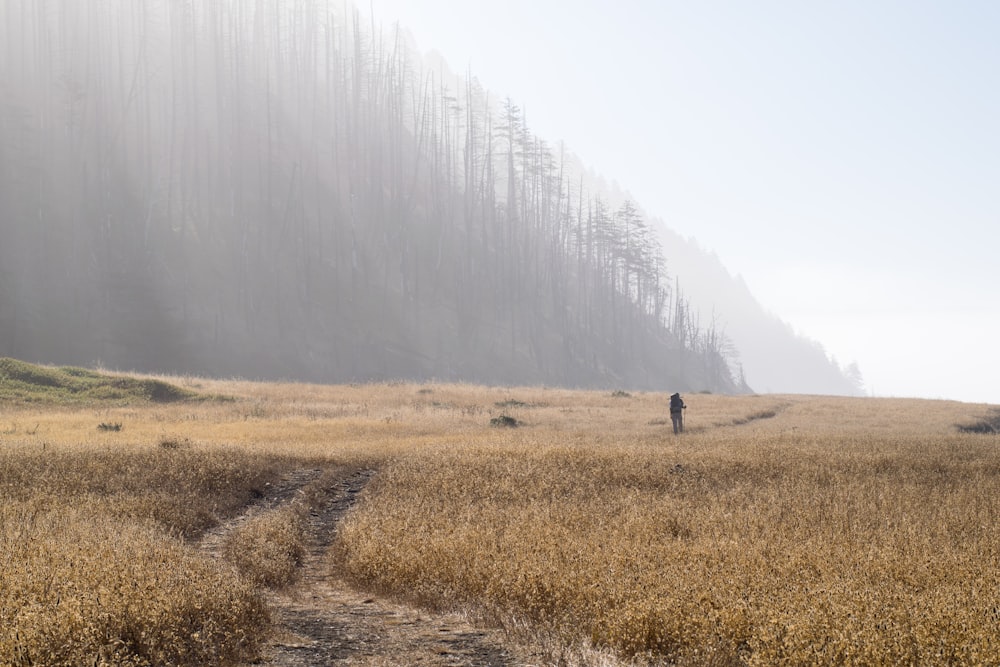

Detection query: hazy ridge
xmin=0 ymin=1 xmax=858 ymax=394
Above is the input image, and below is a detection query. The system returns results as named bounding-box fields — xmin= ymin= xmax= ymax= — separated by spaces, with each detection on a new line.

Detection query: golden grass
xmin=332 ymin=392 xmax=1000 ymax=665
xmin=223 ymin=504 xmax=308 ymax=589
xmin=221 ymin=469 xmax=350 ymax=590
xmin=2 ymin=370 xmax=998 ymax=665
xmin=0 ymin=506 xmax=268 ymax=666
xmin=0 ymin=440 xmax=288 ymax=665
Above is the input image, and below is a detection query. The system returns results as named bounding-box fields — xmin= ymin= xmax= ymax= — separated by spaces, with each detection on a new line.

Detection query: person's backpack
xmin=670 ymin=393 xmax=683 ymax=412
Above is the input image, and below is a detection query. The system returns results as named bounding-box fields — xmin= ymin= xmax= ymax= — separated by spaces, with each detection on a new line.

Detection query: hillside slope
xmin=657 ymin=227 xmax=863 ymax=395
xmin=0 ymin=1 xmax=740 ymax=392
xmin=0 ymin=2 xmax=857 ymax=395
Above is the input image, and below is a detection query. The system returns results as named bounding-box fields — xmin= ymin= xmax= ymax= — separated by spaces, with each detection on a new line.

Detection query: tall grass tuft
xmin=0 ymin=506 xmax=269 ymax=666
xmin=223 ymin=505 xmax=309 ymax=589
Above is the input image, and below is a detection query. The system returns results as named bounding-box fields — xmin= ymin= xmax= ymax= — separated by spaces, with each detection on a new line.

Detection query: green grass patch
xmin=0 ymin=358 xmax=199 ymax=405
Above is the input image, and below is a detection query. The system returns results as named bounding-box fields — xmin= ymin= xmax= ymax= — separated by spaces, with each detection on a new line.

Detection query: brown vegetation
xmin=1 ymin=365 xmax=998 ymax=665
xmin=0 ymin=445 xmax=281 ymax=665
xmin=333 ymin=391 xmax=1000 ymax=665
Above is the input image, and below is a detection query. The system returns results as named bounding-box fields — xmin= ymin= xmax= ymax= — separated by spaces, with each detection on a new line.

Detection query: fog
xmin=0 ymin=1 xmax=742 ymax=391
xmin=0 ymin=1 xmax=861 ymax=395
xmin=365 ymin=0 xmax=1000 ymax=404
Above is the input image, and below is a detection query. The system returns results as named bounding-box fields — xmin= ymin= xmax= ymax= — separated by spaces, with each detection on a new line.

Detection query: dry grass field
xmin=1 ymin=359 xmax=998 ymax=665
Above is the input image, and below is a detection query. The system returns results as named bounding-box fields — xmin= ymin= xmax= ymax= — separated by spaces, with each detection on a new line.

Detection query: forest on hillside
xmin=0 ymin=0 xmax=749 ymax=391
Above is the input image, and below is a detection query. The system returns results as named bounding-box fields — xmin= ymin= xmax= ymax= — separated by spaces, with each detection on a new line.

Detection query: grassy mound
xmin=0 ymin=358 xmax=197 ymax=404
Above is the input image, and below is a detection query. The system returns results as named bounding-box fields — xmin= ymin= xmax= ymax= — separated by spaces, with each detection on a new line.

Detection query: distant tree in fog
xmin=0 ymin=0 xmax=743 ymax=392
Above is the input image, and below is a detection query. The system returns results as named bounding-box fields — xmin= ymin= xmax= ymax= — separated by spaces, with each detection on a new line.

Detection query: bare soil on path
xmin=199 ymin=468 xmax=535 ymax=667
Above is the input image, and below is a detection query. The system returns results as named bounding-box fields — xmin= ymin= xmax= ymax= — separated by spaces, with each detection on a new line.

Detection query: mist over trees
xmin=658 ymin=229 xmax=866 ymax=396
xmin=0 ymin=1 xmax=855 ymax=395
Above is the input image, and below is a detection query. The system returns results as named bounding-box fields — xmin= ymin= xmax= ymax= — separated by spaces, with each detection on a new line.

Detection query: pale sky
xmin=365 ymin=1 xmax=999 ymax=405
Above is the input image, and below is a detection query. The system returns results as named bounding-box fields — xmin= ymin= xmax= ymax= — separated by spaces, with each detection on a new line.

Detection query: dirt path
xmin=200 ymin=468 xmax=533 ymax=667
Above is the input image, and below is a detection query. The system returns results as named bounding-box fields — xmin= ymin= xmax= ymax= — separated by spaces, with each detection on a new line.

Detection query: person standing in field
xmin=669 ymin=392 xmax=686 ymax=434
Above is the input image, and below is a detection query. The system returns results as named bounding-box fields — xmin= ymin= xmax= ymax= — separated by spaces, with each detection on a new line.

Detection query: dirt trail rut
xmin=200 ymin=468 xmax=531 ymax=667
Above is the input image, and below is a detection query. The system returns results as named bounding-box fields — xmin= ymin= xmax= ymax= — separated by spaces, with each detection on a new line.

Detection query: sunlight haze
xmin=366 ymin=0 xmax=1000 ymax=404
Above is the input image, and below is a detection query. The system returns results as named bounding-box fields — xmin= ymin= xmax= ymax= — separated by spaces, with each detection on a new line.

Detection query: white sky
xmin=364 ymin=0 xmax=1000 ymax=405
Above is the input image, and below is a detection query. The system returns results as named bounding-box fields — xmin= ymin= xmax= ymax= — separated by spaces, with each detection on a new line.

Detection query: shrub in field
xmin=956 ymin=409 xmax=1000 ymax=434
xmin=490 ymin=414 xmax=520 ymax=428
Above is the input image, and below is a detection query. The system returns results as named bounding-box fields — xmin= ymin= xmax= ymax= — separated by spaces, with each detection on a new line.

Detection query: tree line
xmin=0 ymin=0 xmax=745 ymax=392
